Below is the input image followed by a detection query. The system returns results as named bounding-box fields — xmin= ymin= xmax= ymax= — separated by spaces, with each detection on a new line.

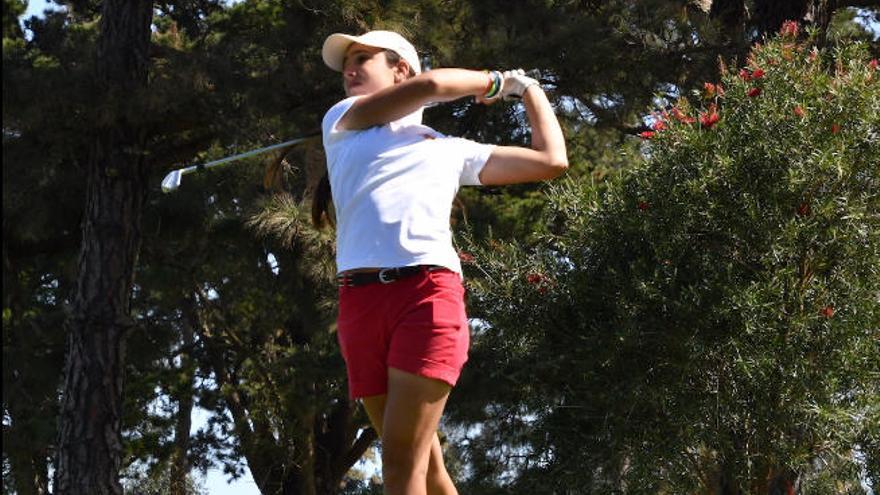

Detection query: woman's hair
xmin=382 ymin=49 xmax=418 ymax=78
xmin=311 ymin=173 xmax=334 ymax=228
xmin=311 ymin=49 xmax=417 ymax=229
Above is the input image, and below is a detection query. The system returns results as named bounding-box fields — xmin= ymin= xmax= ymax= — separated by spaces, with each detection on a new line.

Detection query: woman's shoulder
xmin=323 ymin=96 xmax=362 ymax=122
xmin=322 ymin=96 xmax=364 ymax=146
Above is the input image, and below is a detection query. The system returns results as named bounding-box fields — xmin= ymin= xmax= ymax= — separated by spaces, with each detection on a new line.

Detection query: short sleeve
xmin=322 ymin=96 xmax=361 ymax=149
xmin=449 ymin=137 xmax=495 ymax=186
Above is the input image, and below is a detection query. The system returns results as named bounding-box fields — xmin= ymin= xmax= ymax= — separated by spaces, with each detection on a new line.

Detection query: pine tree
xmin=52 ymin=1 xmax=154 ymax=493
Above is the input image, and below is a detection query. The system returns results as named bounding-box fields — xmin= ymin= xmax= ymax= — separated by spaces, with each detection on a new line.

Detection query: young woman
xmin=317 ymin=30 xmax=568 ymax=495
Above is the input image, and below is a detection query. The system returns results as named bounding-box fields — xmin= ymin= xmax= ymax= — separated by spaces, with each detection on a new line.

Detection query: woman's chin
xmin=346 ymin=85 xmax=369 ymax=97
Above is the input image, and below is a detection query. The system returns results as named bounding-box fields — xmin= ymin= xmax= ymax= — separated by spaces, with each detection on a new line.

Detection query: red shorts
xmin=336 ymin=266 xmax=469 ymax=399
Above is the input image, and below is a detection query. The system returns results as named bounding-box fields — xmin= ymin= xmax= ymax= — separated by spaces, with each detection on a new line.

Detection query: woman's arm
xmin=338 ymin=69 xmax=490 ymax=130
xmin=478 ymin=84 xmax=569 ymax=185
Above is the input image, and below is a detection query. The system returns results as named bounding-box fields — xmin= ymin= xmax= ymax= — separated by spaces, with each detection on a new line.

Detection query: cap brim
xmin=322 ymin=33 xmax=359 ymax=72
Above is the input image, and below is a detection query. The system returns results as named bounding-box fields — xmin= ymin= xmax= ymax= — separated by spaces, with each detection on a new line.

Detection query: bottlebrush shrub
xmin=458 ymin=33 xmax=879 ymax=492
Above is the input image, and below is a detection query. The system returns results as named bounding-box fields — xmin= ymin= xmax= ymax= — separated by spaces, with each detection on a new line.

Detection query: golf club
xmin=161 ymin=134 xmax=319 ymax=193
xmin=161 ymin=73 xmax=547 ymax=194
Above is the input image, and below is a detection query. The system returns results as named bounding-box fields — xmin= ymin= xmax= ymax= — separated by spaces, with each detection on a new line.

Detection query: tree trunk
xmin=314 ymin=400 xmax=378 ymax=494
xmin=753 ymin=0 xmax=810 ymax=36
xmin=52 ymin=1 xmax=153 ymax=494
xmin=806 ymin=0 xmax=838 ymax=47
xmin=710 ymin=0 xmax=747 ymax=34
xmin=170 ymin=313 xmax=195 ymax=495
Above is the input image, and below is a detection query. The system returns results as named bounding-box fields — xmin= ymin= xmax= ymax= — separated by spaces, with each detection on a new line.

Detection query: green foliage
xmin=122 ymin=460 xmax=208 ymax=495
xmin=457 ymin=31 xmax=879 ymax=493
xmin=3 ymin=11 xmax=86 ymax=480
xmin=3 ymin=0 xmax=25 ymax=38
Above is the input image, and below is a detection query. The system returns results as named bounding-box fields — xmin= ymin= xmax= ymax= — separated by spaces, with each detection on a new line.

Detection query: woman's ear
xmin=393 ymin=61 xmax=410 ymax=83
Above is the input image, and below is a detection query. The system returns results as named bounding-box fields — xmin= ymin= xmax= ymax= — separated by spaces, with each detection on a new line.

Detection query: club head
xmin=161 ymin=169 xmax=182 ymax=193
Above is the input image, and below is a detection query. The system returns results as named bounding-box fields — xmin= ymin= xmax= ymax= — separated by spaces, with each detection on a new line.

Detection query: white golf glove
xmin=500 ymin=69 xmax=539 ymax=100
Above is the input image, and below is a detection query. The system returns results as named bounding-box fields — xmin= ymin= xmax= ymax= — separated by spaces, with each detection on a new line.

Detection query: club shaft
xmin=180 ymin=135 xmax=318 ymax=175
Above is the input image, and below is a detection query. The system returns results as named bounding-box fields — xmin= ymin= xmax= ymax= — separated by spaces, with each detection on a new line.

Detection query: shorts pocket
xmin=427 ymin=268 xmax=464 ymax=294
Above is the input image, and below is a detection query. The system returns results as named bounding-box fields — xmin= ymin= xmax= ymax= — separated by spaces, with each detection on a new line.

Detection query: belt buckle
xmin=378 ymin=268 xmax=395 ymax=284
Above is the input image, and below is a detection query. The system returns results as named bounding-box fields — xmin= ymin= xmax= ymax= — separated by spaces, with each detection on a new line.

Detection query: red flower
xmin=699 ymin=105 xmax=720 ymax=128
xmin=831 ymin=123 xmax=840 ymax=134
xmin=751 ymin=69 xmax=765 ymax=79
xmin=747 ymin=87 xmax=762 ymax=97
xmin=739 ymin=69 xmax=751 ymax=81
xmin=638 ymin=201 xmax=649 ymax=211
xmin=639 ymin=131 xmax=655 ymax=139
xmin=821 ymin=306 xmax=835 ymax=318
xmin=794 ymin=105 xmax=806 ymax=117
xmin=670 ymin=107 xmax=696 ymax=124
xmin=458 ymin=251 xmax=475 ymax=263
xmin=870 ymin=59 xmax=878 ymax=70
xmin=526 ymin=273 xmax=545 ymax=285
xmin=797 ymin=202 xmax=811 ymax=217
xmin=704 ymin=82 xmax=716 ymax=97
xmin=780 ymin=20 xmax=799 ymax=38
xmin=652 ymin=120 xmax=666 ymax=131
xmin=716 ymin=84 xmax=725 ymax=96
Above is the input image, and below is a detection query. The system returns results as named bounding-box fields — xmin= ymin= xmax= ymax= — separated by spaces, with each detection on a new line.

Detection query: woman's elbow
xmin=546 ymin=154 xmax=569 ymax=178
xmin=420 ymin=72 xmax=441 ymax=95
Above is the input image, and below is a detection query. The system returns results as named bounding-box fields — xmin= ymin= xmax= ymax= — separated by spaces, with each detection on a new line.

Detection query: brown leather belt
xmin=337 ymin=265 xmax=445 ymax=287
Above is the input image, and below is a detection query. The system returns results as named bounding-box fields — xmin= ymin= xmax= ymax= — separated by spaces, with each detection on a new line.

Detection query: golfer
xmin=317 ymin=30 xmax=567 ymax=495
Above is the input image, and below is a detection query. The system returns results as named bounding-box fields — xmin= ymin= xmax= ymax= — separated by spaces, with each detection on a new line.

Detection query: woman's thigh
xmin=381 ymin=368 xmax=451 ymax=464
xmin=362 ymin=394 xmax=387 ymax=434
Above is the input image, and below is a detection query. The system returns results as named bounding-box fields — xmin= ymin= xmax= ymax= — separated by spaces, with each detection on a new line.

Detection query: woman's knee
xmin=382 ymin=434 xmax=430 ymax=476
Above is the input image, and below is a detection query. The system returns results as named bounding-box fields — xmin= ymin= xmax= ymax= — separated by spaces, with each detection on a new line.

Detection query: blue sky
xmin=22 ymin=0 xmax=60 ymax=19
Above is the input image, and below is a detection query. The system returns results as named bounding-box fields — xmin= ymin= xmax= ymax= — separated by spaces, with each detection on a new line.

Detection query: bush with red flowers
xmin=461 ymin=28 xmax=879 ymax=493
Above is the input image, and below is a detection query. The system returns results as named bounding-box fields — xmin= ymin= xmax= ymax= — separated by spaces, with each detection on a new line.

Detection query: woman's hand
xmin=474 ymin=93 xmax=501 ymax=105
xmin=499 ymin=69 xmax=539 ymax=100
xmin=475 ymin=69 xmax=539 ymax=104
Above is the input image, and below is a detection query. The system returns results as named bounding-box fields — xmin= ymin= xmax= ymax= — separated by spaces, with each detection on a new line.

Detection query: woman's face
xmin=342 ymin=43 xmax=407 ymax=96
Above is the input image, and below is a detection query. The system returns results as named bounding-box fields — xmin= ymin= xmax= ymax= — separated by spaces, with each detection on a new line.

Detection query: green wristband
xmin=484 ymin=71 xmax=502 ymax=99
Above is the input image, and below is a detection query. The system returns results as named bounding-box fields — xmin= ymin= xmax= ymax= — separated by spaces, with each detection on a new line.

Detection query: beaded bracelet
xmin=484 ymin=70 xmax=502 ymax=99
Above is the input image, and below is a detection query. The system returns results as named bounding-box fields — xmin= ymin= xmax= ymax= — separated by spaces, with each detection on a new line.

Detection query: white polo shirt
xmin=322 ymin=96 xmax=494 ymax=275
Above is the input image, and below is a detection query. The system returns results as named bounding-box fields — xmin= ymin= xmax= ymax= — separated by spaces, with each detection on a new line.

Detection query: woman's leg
xmin=361 ymin=394 xmax=387 ymax=435
xmin=426 ymin=433 xmax=458 ymax=495
xmin=364 ymin=394 xmax=458 ymax=494
xmin=361 ymin=369 xmax=458 ymax=495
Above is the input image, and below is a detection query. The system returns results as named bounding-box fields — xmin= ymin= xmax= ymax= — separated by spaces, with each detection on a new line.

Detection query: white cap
xmin=322 ymin=30 xmax=421 ymax=74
